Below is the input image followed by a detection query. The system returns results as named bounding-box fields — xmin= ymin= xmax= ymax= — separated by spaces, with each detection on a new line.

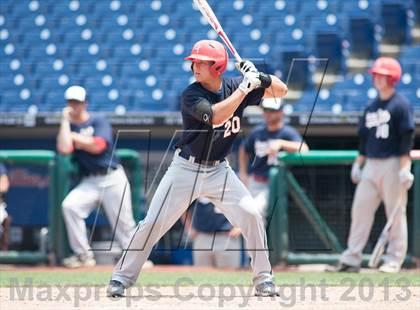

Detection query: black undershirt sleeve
xmin=192 ymin=98 xmax=213 ymax=125
xmin=399 ymin=130 xmax=414 ymax=155
xmin=358 ymin=136 xmax=367 ymax=155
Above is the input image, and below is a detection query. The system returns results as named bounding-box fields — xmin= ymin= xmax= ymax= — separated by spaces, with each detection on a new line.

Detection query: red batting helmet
xmin=184 ymin=40 xmax=228 ymax=77
xmin=369 ymin=57 xmax=402 ymax=85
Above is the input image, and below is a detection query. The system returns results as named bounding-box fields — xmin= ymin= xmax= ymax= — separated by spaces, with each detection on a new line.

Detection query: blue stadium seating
xmin=415 ymin=0 xmax=420 ymax=25
xmin=0 ymin=0 xmax=419 ymax=113
xmin=381 ymin=1 xmax=409 ymax=44
xmin=349 ymin=17 xmax=377 ymax=58
xmin=316 ymin=32 xmax=344 ymax=74
xmin=294 ymin=90 xmax=318 ymax=112
xmin=281 ymin=48 xmax=310 ymax=90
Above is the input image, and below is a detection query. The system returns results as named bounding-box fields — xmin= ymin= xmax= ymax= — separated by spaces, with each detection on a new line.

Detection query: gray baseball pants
xmin=62 ymin=166 xmax=136 ymax=256
xmin=111 ymin=150 xmax=273 ymax=287
xmin=340 ymin=157 xmax=408 ymax=267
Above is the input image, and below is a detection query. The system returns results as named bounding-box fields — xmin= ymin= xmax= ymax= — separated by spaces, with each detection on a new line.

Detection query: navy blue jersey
xmin=190 ymin=199 xmax=232 ymax=233
xmin=70 ymin=115 xmax=118 ymax=175
xmin=0 ymin=163 xmax=7 ymax=176
xmin=243 ymin=124 xmax=304 ymax=178
xmin=358 ymin=92 xmax=414 ymax=158
xmin=177 ymin=77 xmax=265 ymax=161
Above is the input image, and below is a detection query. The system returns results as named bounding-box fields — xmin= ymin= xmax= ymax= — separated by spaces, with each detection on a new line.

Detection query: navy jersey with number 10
xmin=359 ymin=93 xmax=414 ymax=158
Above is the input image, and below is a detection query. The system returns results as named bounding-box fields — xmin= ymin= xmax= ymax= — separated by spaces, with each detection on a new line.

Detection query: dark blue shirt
xmin=70 ymin=115 xmax=118 ymax=175
xmin=0 ymin=163 xmax=7 ymax=176
xmin=243 ymin=124 xmax=304 ymax=178
xmin=177 ymin=77 xmax=265 ymax=161
xmin=358 ymin=93 xmax=414 ymax=158
xmin=190 ymin=199 xmax=232 ymax=233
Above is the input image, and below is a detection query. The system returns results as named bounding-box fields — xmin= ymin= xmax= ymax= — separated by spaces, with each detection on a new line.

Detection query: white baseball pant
xmin=193 ymin=232 xmax=242 ymax=269
xmin=111 ymin=150 xmax=273 ymax=287
xmin=248 ymin=177 xmax=270 ymax=224
xmin=340 ymin=157 xmax=408 ymax=267
xmin=62 ymin=166 xmax=136 ymax=256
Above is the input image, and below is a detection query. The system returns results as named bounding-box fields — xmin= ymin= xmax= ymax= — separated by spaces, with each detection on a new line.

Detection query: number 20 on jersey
xmin=224 ymin=116 xmax=240 ymax=138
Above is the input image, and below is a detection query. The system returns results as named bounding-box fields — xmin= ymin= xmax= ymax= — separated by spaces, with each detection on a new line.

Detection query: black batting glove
xmin=258 ymin=72 xmax=272 ymax=89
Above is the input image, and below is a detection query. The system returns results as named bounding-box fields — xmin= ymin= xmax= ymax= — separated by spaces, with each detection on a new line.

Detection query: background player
xmin=0 ymin=163 xmax=11 ymax=251
xmin=330 ymin=57 xmax=415 ymax=273
xmin=107 ymin=39 xmax=288 ymax=297
xmin=239 ymin=98 xmax=309 ymax=219
xmin=57 ymin=85 xmax=136 ymax=268
xmin=183 ymin=197 xmax=243 ymax=269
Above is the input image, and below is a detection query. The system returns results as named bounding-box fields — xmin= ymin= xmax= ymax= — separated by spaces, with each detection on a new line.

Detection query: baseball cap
xmin=261 ymin=98 xmax=283 ymax=111
xmin=64 ymin=85 xmax=87 ymax=102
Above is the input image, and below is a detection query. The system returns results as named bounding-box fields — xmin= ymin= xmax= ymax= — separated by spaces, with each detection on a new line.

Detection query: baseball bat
xmin=368 ymin=206 xmax=401 ymax=268
xmin=193 ymin=0 xmax=243 ymax=63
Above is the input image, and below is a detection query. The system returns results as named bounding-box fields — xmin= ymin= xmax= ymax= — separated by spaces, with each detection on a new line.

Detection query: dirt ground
xmin=1 ymin=286 xmax=419 ymax=310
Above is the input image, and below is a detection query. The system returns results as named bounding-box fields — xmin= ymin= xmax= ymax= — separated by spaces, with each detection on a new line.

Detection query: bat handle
xmin=234 ymin=54 xmax=243 ymax=63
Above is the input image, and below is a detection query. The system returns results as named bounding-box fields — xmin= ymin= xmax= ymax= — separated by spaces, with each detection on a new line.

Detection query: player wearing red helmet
xmin=184 ymin=40 xmax=228 ymax=76
xmin=369 ymin=57 xmax=402 ymax=86
xmin=329 ymin=57 xmax=415 ymax=273
xmin=107 ymin=40 xmax=288 ymax=297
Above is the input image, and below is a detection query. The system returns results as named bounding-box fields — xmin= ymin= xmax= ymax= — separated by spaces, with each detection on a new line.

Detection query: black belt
xmin=178 ymin=150 xmax=225 ymax=167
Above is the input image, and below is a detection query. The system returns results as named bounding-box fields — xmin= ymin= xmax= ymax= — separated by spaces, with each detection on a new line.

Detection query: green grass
xmin=1 ymin=271 xmax=419 ymax=287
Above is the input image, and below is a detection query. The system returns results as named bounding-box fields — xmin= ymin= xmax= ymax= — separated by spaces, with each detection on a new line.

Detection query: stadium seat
xmin=84 ymin=77 xmax=105 ymax=91
xmin=88 ymin=91 xmax=112 ymax=107
xmin=0 ymin=0 xmax=419 ymax=113
xmin=334 ymin=74 xmax=371 ymax=91
xmin=77 ymin=63 xmax=98 ymax=78
xmin=50 ymin=4 xmax=78 ymax=18
xmin=414 ymin=0 xmax=420 ymax=26
xmin=38 ymin=77 xmax=64 ymax=92
xmin=32 ymin=60 xmax=57 ymax=75
xmin=45 ymin=90 xmax=66 ymax=106
xmin=2 ymin=89 xmax=30 ymax=107
xmin=111 ymin=46 xmax=137 ymax=61
xmin=345 ymin=89 xmax=371 ymax=108
xmin=381 ymin=2 xmax=409 ymax=44
xmin=341 ymin=0 xmax=380 ymax=16
xmin=0 ymin=74 xmax=19 ymax=91
xmin=315 ymin=32 xmax=343 ymax=74
xmin=399 ymin=45 xmax=420 ymax=61
xmin=349 ymin=17 xmax=377 ymax=59
xmin=281 ymin=48 xmax=309 ymax=90
xmin=258 ymin=1 xmax=300 ymax=17
xmin=294 ymin=90 xmax=318 ymax=112
xmin=70 ymin=43 xmax=97 ymax=60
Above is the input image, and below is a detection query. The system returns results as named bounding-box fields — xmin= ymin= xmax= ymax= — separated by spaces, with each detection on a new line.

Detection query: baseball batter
xmin=239 ymin=98 xmax=309 ymax=220
xmin=332 ymin=57 xmax=415 ymax=273
xmin=57 ymin=86 xmax=136 ymax=268
xmin=107 ymin=40 xmax=288 ymax=297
